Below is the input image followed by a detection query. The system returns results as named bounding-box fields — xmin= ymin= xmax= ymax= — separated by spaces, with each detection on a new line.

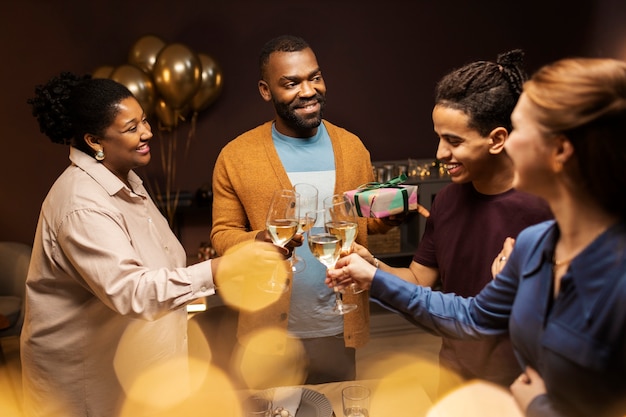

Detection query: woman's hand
xmin=510 ymin=367 xmax=546 ymax=414
xmin=326 ymin=253 xmax=377 ymax=292
xmin=491 ymin=237 xmax=515 ymax=278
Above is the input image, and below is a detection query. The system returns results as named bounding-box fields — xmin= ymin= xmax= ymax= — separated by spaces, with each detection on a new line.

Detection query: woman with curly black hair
xmin=22 ymin=72 xmax=281 ymax=416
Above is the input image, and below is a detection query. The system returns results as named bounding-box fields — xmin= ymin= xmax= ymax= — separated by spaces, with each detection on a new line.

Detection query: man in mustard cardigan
xmin=211 ymin=35 xmax=393 ymax=384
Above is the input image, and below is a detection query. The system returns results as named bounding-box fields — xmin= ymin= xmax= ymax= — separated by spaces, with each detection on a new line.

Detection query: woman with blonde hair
xmin=330 ymin=57 xmax=626 ymax=417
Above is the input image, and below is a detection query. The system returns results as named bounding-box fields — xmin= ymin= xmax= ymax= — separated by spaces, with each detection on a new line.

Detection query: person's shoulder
xmin=434 ymin=182 xmax=465 ymax=199
xmin=45 ymin=166 xmax=120 ymax=219
xmin=230 ymin=121 xmax=273 ymax=143
xmin=423 ymin=183 xmax=464 ymax=216
xmin=220 ymin=121 xmax=273 ymax=153
xmin=508 ymin=220 xmax=556 ymax=264
xmin=323 ymin=120 xmax=372 ymax=162
xmin=508 ymin=188 xmax=547 ymax=203
xmin=506 ymin=189 xmax=553 ymax=218
xmin=516 ymin=219 xmax=555 ymax=242
xmin=323 ymin=120 xmax=361 ymax=141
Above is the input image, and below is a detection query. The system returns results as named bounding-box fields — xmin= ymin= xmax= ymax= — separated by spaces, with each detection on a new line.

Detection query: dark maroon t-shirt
xmin=413 ymin=182 xmax=553 ymax=385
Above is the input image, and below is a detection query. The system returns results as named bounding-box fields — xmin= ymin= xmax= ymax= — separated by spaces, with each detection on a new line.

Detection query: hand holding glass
xmin=292 ymin=183 xmax=318 ymax=273
xmin=324 ymin=194 xmax=363 ymax=294
xmin=264 ymin=189 xmax=298 ymax=293
xmin=307 ymin=209 xmax=357 ymax=315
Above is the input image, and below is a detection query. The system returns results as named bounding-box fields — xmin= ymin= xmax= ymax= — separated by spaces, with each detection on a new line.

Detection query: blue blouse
xmin=371 ymin=220 xmax=626 ymax=417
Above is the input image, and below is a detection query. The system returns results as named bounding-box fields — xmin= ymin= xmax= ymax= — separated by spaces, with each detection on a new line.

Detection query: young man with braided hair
xmin=354 ymin=50 xmax=553 ymax=395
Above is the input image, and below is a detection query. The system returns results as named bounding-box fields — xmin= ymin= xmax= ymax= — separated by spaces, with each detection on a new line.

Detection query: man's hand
xmin=351 ymin=242 xmax=377 ymax=266
xmin=255 ymin=230 xmax=303 ymax=258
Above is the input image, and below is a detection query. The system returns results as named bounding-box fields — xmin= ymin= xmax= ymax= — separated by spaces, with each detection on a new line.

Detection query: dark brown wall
xmin=2 ymin=0 xmax=625 ymax=253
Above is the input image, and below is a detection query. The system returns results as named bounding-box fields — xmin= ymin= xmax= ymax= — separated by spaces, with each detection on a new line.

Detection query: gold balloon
xmin=128 ymin=34 xmax=166 ymax=74
xmin=153 ymin=43 xmax=202 ymax=110
xmin=91 ymin=65 xmax=114 ymax=79
xmin=190 ymin=53 xmax=223 ymax=113
xmin=110 ymin=64 xmax=156 ymax=116
xmin=154 ymin=98 xmax=178 ymax=129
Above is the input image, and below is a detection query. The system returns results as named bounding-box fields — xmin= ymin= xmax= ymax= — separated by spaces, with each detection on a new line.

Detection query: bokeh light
xmin=427 ymin=380 xmax=523 ymax=417
xmin=233 ymin=326 xmax=306 ymax=390
xmin=216 ymin=242 xmax=288 ymax=313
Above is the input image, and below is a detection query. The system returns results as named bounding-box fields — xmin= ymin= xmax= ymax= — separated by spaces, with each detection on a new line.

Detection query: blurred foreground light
xmin=427 ymin=380 xmax=523 ymax=417
xmin=363 ymin=352 xmax=462 ymax=416
xmin=216 ymin=242 xmax=288 ymax=313
xmin=233 ymin=326 xmax=306 ymax=390
xmin=118 ymin=357 xmax=241 ymax=417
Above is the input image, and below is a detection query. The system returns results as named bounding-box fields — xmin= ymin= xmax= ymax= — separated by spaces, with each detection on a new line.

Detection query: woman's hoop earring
xmin=95 ymin=150 xmax=105 ymax=161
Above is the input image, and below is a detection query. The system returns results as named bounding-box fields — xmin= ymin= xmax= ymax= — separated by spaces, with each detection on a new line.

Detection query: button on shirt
xmin=21 ymin=147 xmax=216 ymax=417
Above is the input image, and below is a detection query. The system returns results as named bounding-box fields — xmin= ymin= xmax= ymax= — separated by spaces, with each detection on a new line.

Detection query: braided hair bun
xmin=496 ymin=49 xmax=526 ymax=95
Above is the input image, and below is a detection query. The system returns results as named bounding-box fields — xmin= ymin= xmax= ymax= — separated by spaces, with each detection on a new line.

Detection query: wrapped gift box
xmin=344 ymin=178 xmax=418 ymax=218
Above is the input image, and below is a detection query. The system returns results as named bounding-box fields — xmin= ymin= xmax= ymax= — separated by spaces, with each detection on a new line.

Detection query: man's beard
xmin=273 ymin=94 xmax=326 ymax=133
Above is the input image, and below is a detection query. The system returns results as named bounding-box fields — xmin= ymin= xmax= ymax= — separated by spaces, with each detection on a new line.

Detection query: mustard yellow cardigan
xmin=211 ymin=120 xmax=389 ymax=348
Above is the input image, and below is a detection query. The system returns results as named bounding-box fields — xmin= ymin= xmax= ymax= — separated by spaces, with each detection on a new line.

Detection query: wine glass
xmin=264 ymin=189 xmax=299 ymax=293
xmin=323 ymin=194 xmax=363 ymax=294
xmin=291 ymin=183 xmax=319 ymax=273
xmin=307 ymin=209 xmax=358 ymax=315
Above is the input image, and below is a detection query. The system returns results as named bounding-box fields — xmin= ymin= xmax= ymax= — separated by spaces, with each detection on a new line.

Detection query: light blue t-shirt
xmin=272 ymin=123 xmax=343 ymax=338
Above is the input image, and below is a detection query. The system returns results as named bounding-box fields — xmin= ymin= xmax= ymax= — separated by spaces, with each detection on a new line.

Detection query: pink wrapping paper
xmin=344 ymin=184 xmax=418 ymax=218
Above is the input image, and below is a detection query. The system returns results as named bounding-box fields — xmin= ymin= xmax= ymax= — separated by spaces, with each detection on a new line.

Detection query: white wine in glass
xmin=323 ymin=194 xmax=358 ymax=253
xmin=324 ymin=195 xmax=363 ymax=294
xmin=299 ymin=216 xmax=316 ymax=233
xmin=268 ymin=219 xmax=299 ymax=247
xmin=307 ymin=209 xmax=358 ymax=315
xmin=326 ymin=221 xmax=358 ymax=254
xmin=308 ymin=233 xmax=342 ymax=269
xmin=264 ymin=189 xmax=299 ymax=293
xmin=292 ymin=183 xmax=318 ymax=273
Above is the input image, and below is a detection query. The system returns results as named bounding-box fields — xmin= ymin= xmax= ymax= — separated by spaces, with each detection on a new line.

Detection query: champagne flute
xmin=291 ymin=183 xmax=319 ymax=273
xmin=307 ymin=209 xmax=358 ymax=315
xmin=264 ymin=189 xmax=299 ymax=293
xmin=324 ymin=194 xmax=363 ymax=294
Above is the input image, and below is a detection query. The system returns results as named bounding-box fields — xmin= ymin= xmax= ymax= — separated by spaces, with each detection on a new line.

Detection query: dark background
xmin=2 ymin=0 xmax=625 ymax=253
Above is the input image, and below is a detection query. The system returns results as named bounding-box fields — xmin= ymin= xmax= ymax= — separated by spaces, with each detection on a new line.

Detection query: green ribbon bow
xmin=358 ymin=173 xmax=408 ymax=191
xmin=353 ymin=173 xmax=409 ymax=217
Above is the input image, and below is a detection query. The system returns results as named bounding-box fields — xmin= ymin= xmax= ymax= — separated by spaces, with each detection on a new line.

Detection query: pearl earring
xmin=95 ymin=150 xmax=105 ymax=161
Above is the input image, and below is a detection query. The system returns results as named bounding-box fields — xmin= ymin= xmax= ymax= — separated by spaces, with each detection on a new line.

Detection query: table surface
xmin=247 ymin=378 xmax=433 ymax=417
xmin=242 ymin=378 xmax=524 ymax=417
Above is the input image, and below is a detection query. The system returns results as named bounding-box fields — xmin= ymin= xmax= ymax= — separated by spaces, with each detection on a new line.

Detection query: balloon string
xmin=150 ymin=110 xmax=199 ymax=228
xmin=159 ymin=129 xmax=167 ymax=182
xmin=153 ymin=127 xmax=179 ymax=227
xmin=166 ymin=127 xmax=178 ymax=226
xmin=185 ymin=112 xmax=198 ymax=159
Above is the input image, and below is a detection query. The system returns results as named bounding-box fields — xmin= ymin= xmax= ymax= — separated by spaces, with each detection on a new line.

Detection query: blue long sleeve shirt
xmin=371 ymin=220 xmax=626 ymax=417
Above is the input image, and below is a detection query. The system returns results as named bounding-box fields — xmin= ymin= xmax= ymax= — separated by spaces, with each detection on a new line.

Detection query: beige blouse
xmin=20 ymin=147 xmax=216 ymax=417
